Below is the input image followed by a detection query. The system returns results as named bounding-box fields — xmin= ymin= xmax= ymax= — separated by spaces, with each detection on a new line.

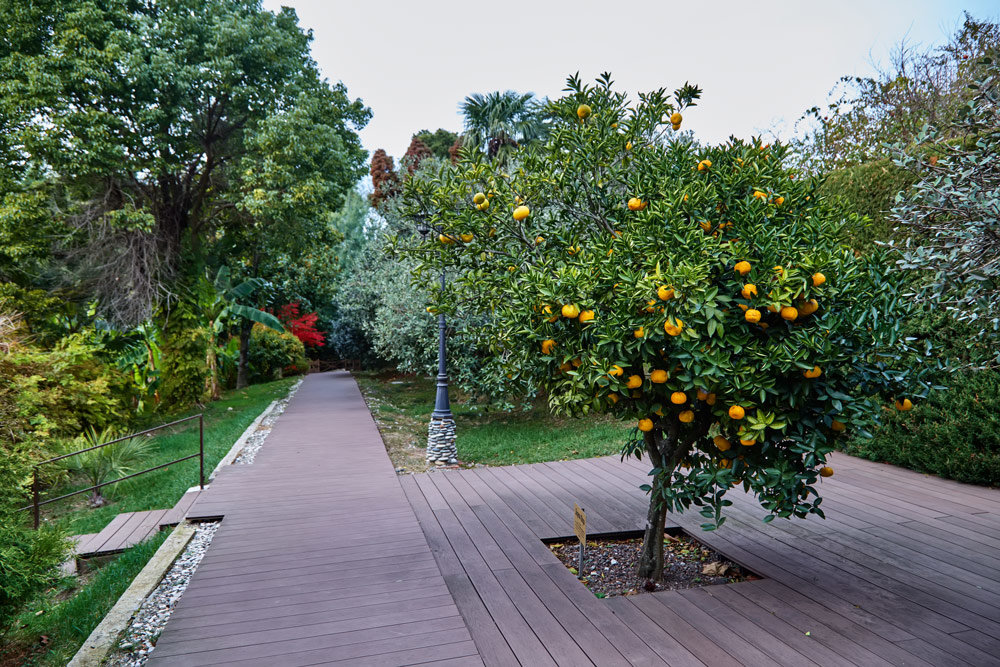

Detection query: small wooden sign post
xmin=573 ymin=503 xmax=586 ymax=577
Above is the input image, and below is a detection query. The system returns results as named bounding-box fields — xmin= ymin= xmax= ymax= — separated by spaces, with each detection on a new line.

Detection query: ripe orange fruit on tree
xmin=696 ymin=388 xmax=709 ymax=400
xmin=633 ymin=326 xmax=645 ymax=339
xmin=820 ymin=466 xmax=834 ymax=477
xmin=626 ymin=375 xmax=642 ymax=389
xmin=472 ymin=192 xmax=486 ymax=205
xmin=799 ymin=299 xmax=819 ymax=315
xmin=697 ymin=159 xmax=712 ymax=172
xmin=734 ymin=261 xmax=751 ymax=275
xmin=513 ymin=205 xmax=530 ymax=221
xmin=670 ymin=112 xmax=682 ymax=125
xmin=753 ymin=190 xmax=767 ymax=200
xmin=672 ymin=122 xmax=681 ymax=131
xmin=812 ymin=272 xmax=826 ymax=287
xmin=745 ymin=309 xmax=761 ymax=323
xmin=638 ymin=418 xmax=654 ymax=432
xmin=541 ymin=339 xmax=556 ymax=354
xmin=719 ymin=459 xmax=731 ymax=469
xmin=577 ymin=103 xmax=592 ymax=119
xmin=625 ymin=141 xmax=633 ymax=150
xmin=713 ymin=435 xmax=731 ymax=451
xmin=773 ymin=196 xmax=785 ymax=205
xmin=476 ymin=199 xmax=490 ymax=210
xmin=559 ymin=362 xmax=573 ymax=372
xmin=741 ymin=284 xmax=758 ymax=299
xmin=707 ymin=393 xmax=717 ymax=405
xmin=670 ymin=391 xmax=687 ymax=404
xmin=664 ymin=318 xmax=684 ymax=336
xmin=460 ymin=233 xmax=474 ymax=242
xmin=740 ymin=437 xmax=756 ymax=446
xmin=608 ymin=393 xmax=619 ymax=403
xmin=438 ymin=234 xmax=454 ymax=244
xmin=895 ymin=398 xmax=913 ymax=411
xmin=831 ymin=420 xmax=846 ymax=432
xmin=609 ymin=365 xmax=624 ymax=377
xmin=578 ymin=310 xmax=595 ymax=323
xmin=627 ymin=197 xmax=647 ymax=211
xmin=561 ymin=304 xmax=580 ymax=318
xmin=657 ymin=285 xmax=674 ymax=300
xmin=650 ymin=369 xmax=668 ymax=383
xmin=780 ymin=306 xmax=798 ymax=321
xmin=728 ymin=405 xmax=745 ymax=420
xmin=679 ymin=410 xmax=694 ymax=423
xmin=803 ymin=366 xmax=822 ymax=379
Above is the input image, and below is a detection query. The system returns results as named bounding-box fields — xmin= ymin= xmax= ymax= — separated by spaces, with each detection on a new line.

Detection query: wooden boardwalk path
xmin=403 ymin=453 xmax=1000 ymax=666
xmin=147 ymin=372 xmax=481 ymax=666
xmin=73 ymin=489 xmax=202 ymax=558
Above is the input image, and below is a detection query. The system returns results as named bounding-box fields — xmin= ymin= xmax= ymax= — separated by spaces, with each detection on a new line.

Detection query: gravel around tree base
xmin=548 ymin=532 xmax=758 ymax=598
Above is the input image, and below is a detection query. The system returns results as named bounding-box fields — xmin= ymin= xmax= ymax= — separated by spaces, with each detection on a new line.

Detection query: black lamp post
xmin=415 ymin=216 xmax=457 ymax=465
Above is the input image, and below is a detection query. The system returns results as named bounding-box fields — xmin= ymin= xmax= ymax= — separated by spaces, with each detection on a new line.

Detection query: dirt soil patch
xmin=548 ymin=531 xmax=758 ymax=598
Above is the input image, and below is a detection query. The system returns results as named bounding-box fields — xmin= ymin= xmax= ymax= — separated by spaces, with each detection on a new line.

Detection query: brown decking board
xmin=404 ymin=452 xmax=1000 ymax=665
xmin=147 ymin=372 xmax=478 ymax=666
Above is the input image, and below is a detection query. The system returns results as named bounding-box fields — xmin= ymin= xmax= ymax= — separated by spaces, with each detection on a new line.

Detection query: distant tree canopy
xmin=460 ymin=90 xmax=549 ymax=161
xmin=0 ymin=0 xmax=370 ymax=326
xmin=793 ymin=13 xmax=999 ymax=172
xmin=413 ymin=129 xmax=460 ymax=161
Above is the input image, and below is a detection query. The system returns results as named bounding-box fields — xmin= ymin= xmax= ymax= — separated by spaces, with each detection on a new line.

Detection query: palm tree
xmin=197 ymin=267 xmax=284 ymax=400
xmin=460 ymin=91 xmax=548 ymax=161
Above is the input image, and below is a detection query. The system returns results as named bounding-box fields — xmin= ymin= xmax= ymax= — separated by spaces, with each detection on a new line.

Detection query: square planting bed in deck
xmin=545 ymin=528 xmax=762 ymax=598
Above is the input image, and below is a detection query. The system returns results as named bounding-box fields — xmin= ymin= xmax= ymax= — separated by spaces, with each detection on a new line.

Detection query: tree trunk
xmin=637 ymin=430 xmax=669 ymax=581
xmin=236 ymin=321 xmax=251 ymax=389
xmin=206 ymin=343 xmax=221 ymax=401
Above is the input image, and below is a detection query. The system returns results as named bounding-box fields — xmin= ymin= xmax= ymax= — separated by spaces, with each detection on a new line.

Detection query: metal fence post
xmin=199 ymin=414 xmax=205 ymax=490
xmin=32 ymin=467 xmax=40 ymax=529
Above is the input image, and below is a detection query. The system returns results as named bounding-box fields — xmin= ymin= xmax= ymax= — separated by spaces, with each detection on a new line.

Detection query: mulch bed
xmin=548 ymin=531 xmax=758 ymax=598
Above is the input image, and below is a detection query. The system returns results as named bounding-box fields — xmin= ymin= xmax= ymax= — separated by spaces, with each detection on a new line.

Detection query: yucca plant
xmin=58 ymin=427 xmax=153 ymax=507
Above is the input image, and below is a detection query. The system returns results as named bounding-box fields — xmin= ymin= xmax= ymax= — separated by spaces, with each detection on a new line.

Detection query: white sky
xmin=262 ymin=0 xmax=997 ymax=160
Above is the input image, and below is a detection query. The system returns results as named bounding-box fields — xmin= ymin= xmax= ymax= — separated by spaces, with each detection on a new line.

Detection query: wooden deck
xmin=147 ymin=372 xmax=481 ymax=666
xmin=72 ymin=489 xmax=202 ymax=558
xmin=404 ymin=453 xmax=1000 ymax=666
xmin=146 ymin=370 xmax=1000 ymax=665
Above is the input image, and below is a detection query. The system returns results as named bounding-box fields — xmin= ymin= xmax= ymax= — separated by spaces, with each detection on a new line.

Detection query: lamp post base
xmin=426 ymin=417 xmax=458 ymax=465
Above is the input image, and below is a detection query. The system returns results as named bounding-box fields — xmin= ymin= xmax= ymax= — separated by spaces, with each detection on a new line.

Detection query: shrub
xmin=0 ymin=443 xmax=70 ymax=634
xmin=56 ymin=428 xmax=153 ymax=507
xmin=248 ymin=323 xmax=308 ymax=382
xmin=817 ymin=159 xmax=916 ymax=253
xmin=845 ymin=369 xmax=1000 ymax=486
xmin=0 ymin=334 xmax=131 ymax=442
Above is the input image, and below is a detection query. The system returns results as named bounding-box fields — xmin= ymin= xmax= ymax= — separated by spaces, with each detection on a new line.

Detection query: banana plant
xmin=198 ymin=267 xmax=284 ymax=400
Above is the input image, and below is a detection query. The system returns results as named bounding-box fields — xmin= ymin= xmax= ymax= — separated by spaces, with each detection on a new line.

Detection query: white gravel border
xmin=103 ymin=522 xmax=221 ymax=667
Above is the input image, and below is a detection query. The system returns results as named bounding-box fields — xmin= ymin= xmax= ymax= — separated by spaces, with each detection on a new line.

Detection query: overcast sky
xmin=262 ymin=1 xmax=996 ymax=160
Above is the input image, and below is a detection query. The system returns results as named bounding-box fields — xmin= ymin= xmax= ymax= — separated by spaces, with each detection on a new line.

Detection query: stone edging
xmin=66 ymin=523 xmax=195 ymax=667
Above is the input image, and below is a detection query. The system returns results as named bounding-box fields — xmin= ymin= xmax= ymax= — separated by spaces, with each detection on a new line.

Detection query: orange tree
xmin=396 ymin=73 xmax=930 ymax=581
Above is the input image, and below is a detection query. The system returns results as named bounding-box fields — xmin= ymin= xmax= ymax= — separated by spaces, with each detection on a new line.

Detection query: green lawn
xmin=41 ymin=377 xmax=296 ymax=535
xmin=356 ymin=372 xmax=627 ymax=469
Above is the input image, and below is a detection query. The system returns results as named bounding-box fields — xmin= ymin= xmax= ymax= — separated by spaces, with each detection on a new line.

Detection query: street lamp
xmin=415 ymin=215 xmax=457 ymax=466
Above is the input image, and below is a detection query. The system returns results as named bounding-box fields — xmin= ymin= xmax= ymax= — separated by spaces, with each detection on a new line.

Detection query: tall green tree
xmin=460 ymin=90 xmax=548 ymax=161
xmin=0 ymin=0 xmax=370 ymax=326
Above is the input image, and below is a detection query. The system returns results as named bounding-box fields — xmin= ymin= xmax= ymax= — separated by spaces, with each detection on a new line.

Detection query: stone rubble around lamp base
xmin=426 ymin=417 xmax=457 ymax=465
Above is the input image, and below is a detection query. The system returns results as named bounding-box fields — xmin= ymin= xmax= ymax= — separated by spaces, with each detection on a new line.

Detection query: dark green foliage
xmin=159 ymin=300 xmax=208 ymax=409
xmin=845 ymin=369 xmax=1000 ymax=486
xmin=11 ymin=531 xmax=167 ymax=665
xmin=818 ymin=159 xmax=916 ymax=253
xmin=0 ymin=443 xmax=70 ymax=634
xmin=414 ymin=129 xmax=460 ymax=161
xmin=248 ymin=323 xmax=308 ymax=383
